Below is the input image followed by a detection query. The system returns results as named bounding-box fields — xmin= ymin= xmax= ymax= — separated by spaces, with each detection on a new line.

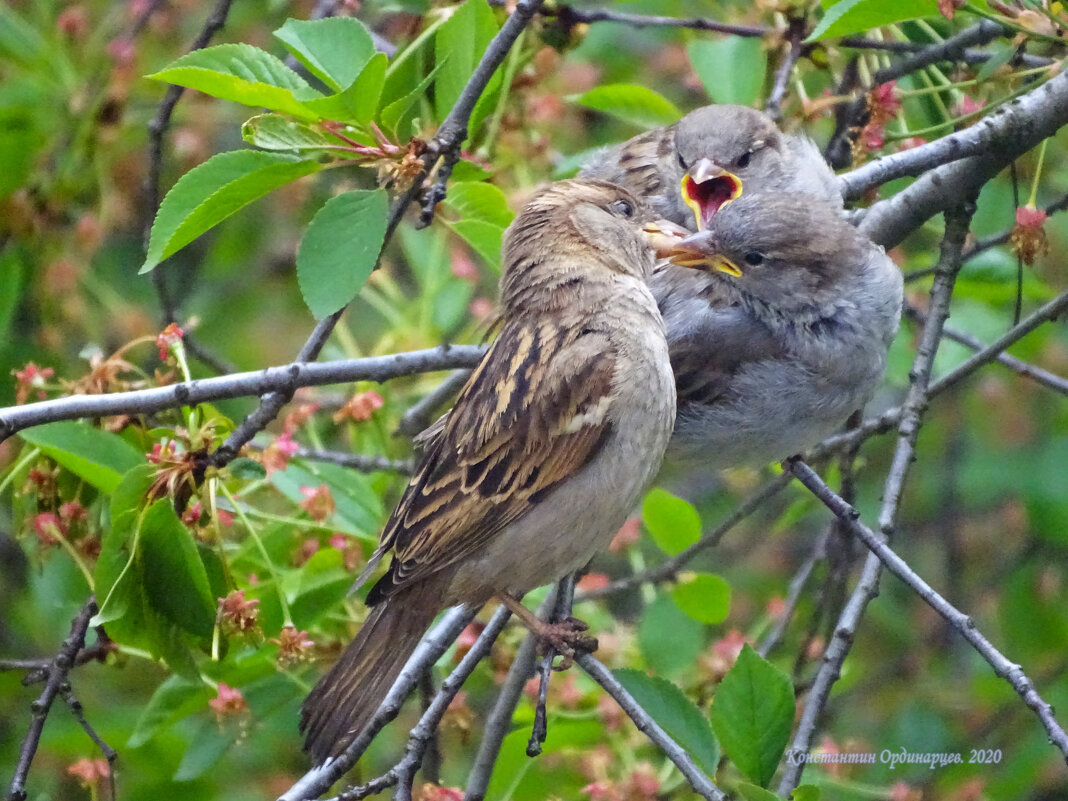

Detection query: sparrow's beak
xmin=642 ymin=219 xmax=692 ymax=259
xmin=680 ymin=158 xmax=743 ymax=231
xmin=665 ymin=231 xmax=743 ymax=277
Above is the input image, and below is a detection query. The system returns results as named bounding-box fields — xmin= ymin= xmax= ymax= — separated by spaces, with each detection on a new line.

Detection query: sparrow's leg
xmin=495 ymin=593 xmax=598 ymax=669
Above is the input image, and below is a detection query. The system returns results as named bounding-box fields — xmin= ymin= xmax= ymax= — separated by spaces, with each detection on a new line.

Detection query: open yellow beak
xmin=680 ymin=158 xmax=743 ymax=231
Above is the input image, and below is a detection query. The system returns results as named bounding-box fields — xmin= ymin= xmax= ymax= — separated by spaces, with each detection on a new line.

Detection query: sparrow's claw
xmin=537 ymin=617 xmax=599 ymax=670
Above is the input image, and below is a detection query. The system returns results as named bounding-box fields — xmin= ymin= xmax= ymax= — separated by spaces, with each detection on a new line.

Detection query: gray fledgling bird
xmin=661 ymin=191 xmax=902 ymax=466
xmin=580 ymin=104 xmax=842 ymax=231
xmin=300 ymin=180 xmax=680 ymax=764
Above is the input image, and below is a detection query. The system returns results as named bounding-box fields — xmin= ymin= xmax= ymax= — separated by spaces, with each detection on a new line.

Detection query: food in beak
xmin=680 ymin=159 xmax=743 ymax=230
xmin=665 ymin=231 xmax=743 ymax=277
xmin=642 ymin=219 xmax=692 ymax=259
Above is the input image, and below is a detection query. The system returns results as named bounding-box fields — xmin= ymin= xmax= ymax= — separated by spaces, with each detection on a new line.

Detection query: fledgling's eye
xmin=744 ymin=251 xmax=764 ymax=266
xmin=609 ymin=198 xmax=635 ymax=218
xmin=676 ymin=152 xmax=688 ymax=170
xmin=736 ymin=151 xmax=753 ymax=169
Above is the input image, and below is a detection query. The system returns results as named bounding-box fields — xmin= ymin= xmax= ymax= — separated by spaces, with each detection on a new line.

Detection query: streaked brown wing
xmin=367 ymin=318 xmax=617 ymax=603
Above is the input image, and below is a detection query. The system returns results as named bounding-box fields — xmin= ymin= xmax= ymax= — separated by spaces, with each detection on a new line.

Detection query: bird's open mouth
xmin=681 ymin=170 xmax=742 ymax=230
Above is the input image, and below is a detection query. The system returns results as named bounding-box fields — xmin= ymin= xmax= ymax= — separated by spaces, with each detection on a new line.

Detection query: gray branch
xmin=858 ymin=70 xmax=1068 ymax=249
xmin=0 ymin=346 xmax=484 ymax=444
xmin=839 ymin=68 xmax=1066 ymax=204
xmin=786 ymin=458 xmax=1068 ymax=764
xmin=779 ymin=205 xmax=974 ymax=793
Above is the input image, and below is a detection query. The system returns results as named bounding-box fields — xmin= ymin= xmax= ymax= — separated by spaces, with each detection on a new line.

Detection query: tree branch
xmin=7 ymin=598 xmax=98 ymax=801
xmin=212 ymin=0 xmax=540 ymax=468
xmin=859 ymin=69 xmax=1068 ymax=249
xmin=395 ymin=369 xmax=472 ymax=438
xmin=839 ymin=66 xmax=1063 ymax=203
xmin=541 ymin=4 xmax=768 ymax=38
xmin=813 ymin=290 xmax=1068 ymax=458
xmin=293 ymin=446 xmax=415 ymax=475
xmin=786 ymin=458 xmax=1068 ymax=764
xmin=0 ymin=346 xmax=485 ymax=445
xmin=765 ymin=16 xmax=806 ymax=124
xmin=779 ymin=204 xmax=974 ymax=793
xmin=575 ymin=653 xmax=726 ymax=801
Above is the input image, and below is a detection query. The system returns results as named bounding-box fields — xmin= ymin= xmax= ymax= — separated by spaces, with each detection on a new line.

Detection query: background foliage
xmin=1 ymin=1 xmax=1067 ymax=800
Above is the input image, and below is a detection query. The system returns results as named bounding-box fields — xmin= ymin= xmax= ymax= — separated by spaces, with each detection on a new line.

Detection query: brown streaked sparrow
xmin=580 ymin=104 xmax=842 ymax=231
xmin=660 ymin=191 xmax=902 ymax=466
xmin=300 ymin=180 xmax=684 ymax=763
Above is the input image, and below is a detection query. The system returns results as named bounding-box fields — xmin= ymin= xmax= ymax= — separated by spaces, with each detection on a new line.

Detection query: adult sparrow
xmin=660 ymin=191 xmax=902 ymax=466
xmin=580 ymin=104 xmax=841 ymax=231
xmin=300 ymin=180 xmax=681 ymax=763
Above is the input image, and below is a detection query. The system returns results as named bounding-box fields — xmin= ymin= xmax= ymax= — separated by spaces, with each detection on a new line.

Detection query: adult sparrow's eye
xmin=609 ymin=199 xmax=634 ymax=218
xmin=736 ymin=151 xmax=753 ymax=169
xmin=744 ymin=251 xmax=764 ymax=266
xmin=676 ymin=152 xmax=687 ymax=170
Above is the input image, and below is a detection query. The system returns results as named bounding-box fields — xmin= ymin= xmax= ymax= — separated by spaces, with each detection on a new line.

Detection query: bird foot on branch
xmin=536 ymin=617 xmax=598 ymax=670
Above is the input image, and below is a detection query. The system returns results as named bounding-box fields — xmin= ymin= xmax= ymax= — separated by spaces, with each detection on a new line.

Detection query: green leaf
xmin=571 ymin=84 xmax=681 ymax=129
xmin=710 ymin=645 xmax=795 ymax=787
xmin=791 ymin=786 xmax=821 ymax=801
xmin=139 ymin=500 xmax=217 ymax=639
xmin=273 ymin=17 xmax=376 ymax=93
xmin=380 ymin=60 xmax=445 ymax=134
xmin=302 ymin=52 xmax=387 ymax=124
xmin=435 ymin=0 xmax=501 ymax=131
xmin=671 ymin=573 xmax=731 ymax=624
xmin=19 ymin=422 xmax=142 ymax=493
xmin=441 ymin=181 xmax=514 ymax=268
xmin=614 ymin=668 xmax=720 ymax=775
xmin=148 ymin=43 xmax=318 ymax=117
xmin=638 ymin=594 xmax=704 ymax=677
xmin=737 ymin=783 xmax=784 ymax=801
xmin=241 ymin=114 xmax=335 ymax=152
xmin=128 ymin=675 xmax=212 ymax=748
xmin=174 ymin=718 xmax=235 ymax=781
xmin=230 ymin=456 xmax=267 ymax=479
xmin=270 ymin=459 xmax=384 ymax=537
xmin=807 ymin=0 xmax=936 ymax=42
xmin=976 ymin=41 xmax=1019 ymax=82
xmin=688 ymin=38 xmax=768 ymax=107
xmin=442 ymin=181 xmax=514 ymax=228
xmin=296 ymin=188 xmax=389 ymax=318
xmin=642 ymin=487 xmax=702 ymax=555
xmin=94 ymin=464 xmax=156 ymax=624
xmin=141 ymin=150 xmax=321 ymax=273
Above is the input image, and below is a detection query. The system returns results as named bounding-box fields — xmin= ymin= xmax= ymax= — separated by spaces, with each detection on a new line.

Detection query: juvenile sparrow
xmin=580 ymin=104 xmax=841 ymax=231
xmin=300 ymin=180 xmax=680 ymax=763
xmin=661 ymin=191 xmax=902 ymax=466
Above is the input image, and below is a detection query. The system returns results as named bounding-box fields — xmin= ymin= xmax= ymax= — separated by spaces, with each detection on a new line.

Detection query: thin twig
xmin=575 ymin=474 xmax=792 ymax=601
xmin=766 ymin=16 xmax=807 ymax=124
xmin=526 ymin=574 xmax=577 ymax=757
xmin=779 ymin=204 xmax=974 ymax=794
xmin=60 ymin=686 xmax=118 ymax=800
xmin=278 ymin=606 xmax=477 ymax=801
xmin=813 ymin=290 xmax=1068 ymax=459
xmin=786 ymin=458 xmax=1068 ymax=764
xmin=904 ymin=305 xmax=1068 ymax=397
xmin=143 ymin=0 xmax=236 ymax=372
xmin=294 ymin=446 xmax=415 ymax=475
xmin=575 ymin=653 xmax=727 ymax=801
xmin=395 ymin=369 xmax=472 ymax=437
xmin=757 ymin=530 xmax=826 ymax=659
xmin=541 ymin=4 xmax=769 ymax=38
xmin=464 ymin=596 xmax=554 ymax=801
xmin=0 ymin=346 xmax=485 ymax=445
xmin=418 ymin=0 xmax=544 ymax=226
xmin=838 ymin=34 xmax=1050 ymax=69
xmin=7 ymin=597 xmax=97 ymax=801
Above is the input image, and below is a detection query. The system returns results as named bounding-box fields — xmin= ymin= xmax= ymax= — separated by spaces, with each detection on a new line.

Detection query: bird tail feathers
xmin=300 ymin=598 xmax=435 ymax=764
